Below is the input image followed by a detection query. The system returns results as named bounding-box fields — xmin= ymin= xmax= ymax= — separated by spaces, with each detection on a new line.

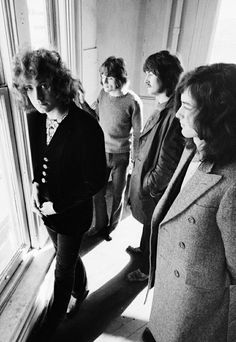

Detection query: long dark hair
xmin=143 ymin=50 xmax=183 ymax=97
xmin=175 ymin=63 xmax=236 ymax=164
xmin=12 ymin=48 xmax=77 ymax=111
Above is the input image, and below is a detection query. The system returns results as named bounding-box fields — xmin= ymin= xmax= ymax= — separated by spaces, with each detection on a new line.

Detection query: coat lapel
xmin=140 ymin=109 xmax=162 ymax=137
xmin=141 ymin=98 xmax=173 ymax=137
xmin=151 ymin=147 xmax=194 ymax=226
xmin=161 ymin=160 xmax=222 ymax=225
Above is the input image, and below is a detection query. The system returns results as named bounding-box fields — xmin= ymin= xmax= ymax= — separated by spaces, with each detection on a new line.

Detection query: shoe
xmin=87 ymin=226 xmax=112 ymax=241
xmin=127 ymin=268 xmax=149 ymax=282
xmin=126 ymin=245 xmax=142 ymax=255
xmin=67 ymin=290 xmax=89 ymax=318
xmin=142 ymin=327 xmax=156 ymax=342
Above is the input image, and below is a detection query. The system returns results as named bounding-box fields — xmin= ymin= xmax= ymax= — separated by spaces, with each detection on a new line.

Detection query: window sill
xmin=0 ymin=242 xmax=55 ymax=342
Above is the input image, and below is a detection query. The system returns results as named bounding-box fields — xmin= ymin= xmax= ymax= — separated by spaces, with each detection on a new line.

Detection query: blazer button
xmin=41 ymin=178 xmax=46 ymax=183
xmin=43 ymin=157 xmax=48 ymax=162
xmin=42 ymin=171 xmax=47 ymax=176
xmin=179 ymin=241 xmax=185 ymax=249
xmin=174 ymin=269 xmax=180 ymax=278
xmin=188 ymin=216 xmax=195 ymax=224
xmin=43 ymin=164 xmax=48 ymax=169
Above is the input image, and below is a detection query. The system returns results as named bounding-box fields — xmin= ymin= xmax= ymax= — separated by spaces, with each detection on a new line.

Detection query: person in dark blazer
xmin=12 ymin=49 xmax=106 ymax=336
xmin=143 ymin=63 xmax=236 ymax=342
xmin=127 ymin=51 xmax=184 ymax=281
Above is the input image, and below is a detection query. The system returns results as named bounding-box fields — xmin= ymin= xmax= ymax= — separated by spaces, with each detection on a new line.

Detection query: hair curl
xmin=175 ymin=63 xmax=236 ymax=164
xmin=143 ymin=50 xmax=183 ymax=97
xmin=12 ymin=48 xmax=77 ymax=111
xmin=99 ymin=56 xmax=128 ymax=89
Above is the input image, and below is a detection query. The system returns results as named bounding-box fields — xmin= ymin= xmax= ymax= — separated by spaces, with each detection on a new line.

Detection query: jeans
xmin=94 ymin=152 xmax=130 ymax=230
xmin=45 ymin=227 xmax=88 ymax=326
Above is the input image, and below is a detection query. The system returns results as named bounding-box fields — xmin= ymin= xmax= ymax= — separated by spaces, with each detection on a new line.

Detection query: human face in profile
xmin=144 ymin=71 xmax=162 ymax=96
xmin=175 ymin=87 xmax=199 ymax=138
xmin=25 ymin=78 xmax=57 ymax=114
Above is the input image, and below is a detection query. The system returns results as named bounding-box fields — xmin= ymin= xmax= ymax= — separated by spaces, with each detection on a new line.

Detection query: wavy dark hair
xmin=175 ymin=63 xmax=236 ymax=165
xmin=143 ymin=50 xmax=183 ymax=97
xmin=99 ymin=56 xmax=128 ymax=89
xmin=12 ymin=48 xmax=77 ymax=111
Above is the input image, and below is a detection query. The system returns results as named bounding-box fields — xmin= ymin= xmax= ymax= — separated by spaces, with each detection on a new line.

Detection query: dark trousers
xmin=45 ymin=227 xmax=87 ymax=325
xmin=94 ymin=152 xmax=130 ymax=230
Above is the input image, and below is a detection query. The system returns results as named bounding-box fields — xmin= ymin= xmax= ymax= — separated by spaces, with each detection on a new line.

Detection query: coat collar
xmin=151 ymin=147 xmax=194 ymax=225
xmin=160 ymin=153 xmax=222 ymax=225
xmin=141 ymin=97 xmax=174 ymax=137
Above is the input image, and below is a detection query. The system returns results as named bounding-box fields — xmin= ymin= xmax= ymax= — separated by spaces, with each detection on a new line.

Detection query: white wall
xmin=81 ymin=0 xmax=220 ymax=115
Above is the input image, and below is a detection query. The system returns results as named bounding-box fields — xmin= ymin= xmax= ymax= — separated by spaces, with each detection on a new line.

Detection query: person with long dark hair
xmin=126 ymin=50 xmax=184 ymax=281
xmin=143 ymin=63 xmax=236 ymax=342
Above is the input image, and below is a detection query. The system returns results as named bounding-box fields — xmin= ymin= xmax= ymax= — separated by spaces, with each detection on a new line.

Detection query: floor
xmin=50 ymin=202 xmax=153 ymax=342
xmin=28 ymin=178 xmax=236 ymax=342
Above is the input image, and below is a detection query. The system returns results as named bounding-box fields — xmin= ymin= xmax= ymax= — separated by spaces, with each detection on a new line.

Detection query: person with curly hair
xmin=77 ymin=56 xmax=142 ymax=240
xmin=143 ymin=63 xmax=236 ymax=342
xmin=12 ymin=48 xmax=106 ymax=336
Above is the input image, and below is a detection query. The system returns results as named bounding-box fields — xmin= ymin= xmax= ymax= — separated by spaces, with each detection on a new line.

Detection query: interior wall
xmin=81 ymin=0 xmax=220 ymax=117
xmin=96 ymin=0 xmax=143 ymax=96
xmin=96 ymin=0 xmax=173 ymax=97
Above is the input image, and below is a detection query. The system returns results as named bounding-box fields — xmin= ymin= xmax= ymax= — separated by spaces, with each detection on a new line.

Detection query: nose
xmin=175 ymin=105 xmax=183 ymax=120
xmin=101 ymin=75 xmax=108 ymax=84
xmin=144 ymin=74 xmax=149 ymax=84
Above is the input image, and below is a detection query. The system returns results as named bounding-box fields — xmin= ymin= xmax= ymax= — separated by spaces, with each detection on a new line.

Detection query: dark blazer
xmin=27 ymin=102 xmax=106 ymax=234
xmin=147 ymin=147 xmax=236 ymax=341
xmin=129 ymin=97 xmax=184 ymax=224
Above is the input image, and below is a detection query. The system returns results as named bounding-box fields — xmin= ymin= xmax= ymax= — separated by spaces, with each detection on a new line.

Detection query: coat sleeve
xmin=142 ymin=116 xmax=184 ymax=200
xmin=217 ymin=183 xmax=236 ymax=284
xmin=131 ymin=98 xmax=143 ymax=160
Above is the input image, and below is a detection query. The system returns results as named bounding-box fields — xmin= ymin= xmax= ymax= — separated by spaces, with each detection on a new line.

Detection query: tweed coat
xmin=129 ymin=97 xmax=184 ymax=224
xmin=147 ymin=147 xmax=236 ymax=342
xmin=27 ymin=102 xmax=106 ymax=235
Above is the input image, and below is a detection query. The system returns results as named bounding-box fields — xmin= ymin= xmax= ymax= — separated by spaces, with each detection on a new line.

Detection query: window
xmin=0 ymin=0 xmax=50 ymax=302
xmin=209 ymin=0 xmax=236 ymax=63
xmin=26 ymin=0 xmax=50 ymax=49
xmin=0 ymin=87 xmax=30 ymax=296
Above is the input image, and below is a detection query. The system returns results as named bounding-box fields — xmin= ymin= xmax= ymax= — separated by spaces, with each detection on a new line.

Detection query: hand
xmin=31 ymin=182 xmax=42 ymax=217
xmin=40 ymin=201 xmax=56 ymax=216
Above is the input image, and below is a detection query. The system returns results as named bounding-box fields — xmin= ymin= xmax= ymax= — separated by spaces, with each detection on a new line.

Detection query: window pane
xmin=0 ymin=90 xmax=29 ymax=280
xmin=27 ymin=0 xmax=50 ymax=49
xmin=209 ymin=0 xmax=236 ymax=63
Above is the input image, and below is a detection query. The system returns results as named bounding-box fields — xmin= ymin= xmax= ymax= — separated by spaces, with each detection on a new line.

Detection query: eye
xmin=181 ymin=102 xmax=192 ymax=110
xmin=24 ymin=85 xmax=33 ymax=92
xmin=40 ymin=83 xmax=50 ymax=90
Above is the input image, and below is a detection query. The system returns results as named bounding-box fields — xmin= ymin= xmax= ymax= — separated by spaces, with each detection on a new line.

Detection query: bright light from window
xmin=209 ymin=0 xmax=236 ymax=63
xmin=27 ymin=0 xmax=49 ymax=49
